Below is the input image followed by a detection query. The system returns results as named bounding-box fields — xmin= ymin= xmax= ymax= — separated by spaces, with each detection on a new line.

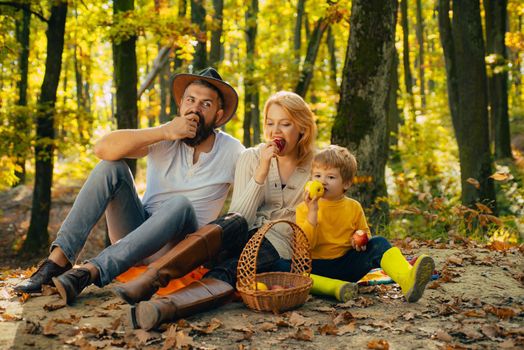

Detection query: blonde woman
xmin=115 ymin=91 xmax=317 ymax=330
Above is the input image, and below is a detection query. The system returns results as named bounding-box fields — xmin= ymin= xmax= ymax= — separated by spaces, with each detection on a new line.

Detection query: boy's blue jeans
xmin=51 ymin=160 xmax=199 ymax=287
xmin=275 ymin=236 xmax=392 ymax=282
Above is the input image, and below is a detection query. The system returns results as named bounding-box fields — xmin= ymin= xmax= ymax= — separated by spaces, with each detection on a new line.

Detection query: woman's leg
xmin=131 ymin=232 xmax=281 ymax=330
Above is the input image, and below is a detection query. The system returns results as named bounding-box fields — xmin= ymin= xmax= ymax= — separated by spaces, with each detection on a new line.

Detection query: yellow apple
xmin=251 ymin=282 xmax=268 ymax=291
xmin=304 ymin=180 xmax=324 ymax=199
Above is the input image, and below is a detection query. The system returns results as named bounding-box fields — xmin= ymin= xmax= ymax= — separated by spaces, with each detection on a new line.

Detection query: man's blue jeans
xmin=51 ymin=160 xmax=198 ymax=286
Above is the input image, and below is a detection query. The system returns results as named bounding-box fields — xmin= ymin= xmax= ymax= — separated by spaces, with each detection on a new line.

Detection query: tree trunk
xmin=400 ymin=0 xmax=413 ymax=95
xmin=244 ymin=0 xmax=259 ymax=147
xmin=331 ymin=0 xmax=398 ymax=227
xmin=159 ymin=45 xmax=170 ymax=123
xmin=24 ymin=0 xmax=67 ymax=253
xmin=438 ymin=0 xmax=496 ymax=209
xmin=13 ymin=8 xmax=31 ymax=186
xmin=294 ymin=0 xmax=306 ymax=62
xmin=112 ymin=0 xmax=138 ymax=175
xmin=73 ymin=7 xmax=91 ymax=147
xmin=295 ymin=18 xmax=328 ymax=98
xmin=484 ymin=0 xmax=512 ymax=159
xmin=415 ymin=0 xmax=426 ymax=109
xmin=155 ymin=0 xmax=169 ymax=124
xmin=326 ymin=26 xmax=337 ymax=91
xmin=170 ymin=0 xmax=188 ymax=117
xmin=388 ymin=48 xmax=401 ymax=149
xmin=209 ymin=0 xmax=224 ymax=68
xmin=191 ymin=0 xmax=207 ymax=72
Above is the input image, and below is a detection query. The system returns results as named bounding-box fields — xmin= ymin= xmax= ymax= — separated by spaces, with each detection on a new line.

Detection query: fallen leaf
xmin=481 ymin=324 xmax=501 ymax=339
xmin=446 ymin=255 xmax=463 ymax=266
xmin=489 ymin=172 xmax=510 ymax=181
xmin=111 ymin=317 xmax=121 ymax=330
xmin=288 ymin=312 xmax=316 ymax=327
xmin=483 ymin=305 xmax=516 ymax=319
xmin=19 ymin=293 xmax=30 ymax=303
xmin=462 ymin=309 xmax=486 ymax=318
xmin=174 ymin=329 xmax=194 ymax=349
xmin=434 ymin=329 xmax=453 ymax=342
xmin=41 ymin=285 xmax=57 ymax=296
xmin=466 ymin=178 xmax=480 ymax=189
xmin=460 ymin=326 xmax=483 ymax=340
xmin=191 ymin=318 xmax=222 ymax=334
xmin=337 ymin=322 xmax=356 ymax=335
xmin=333 ymin=311 xmax=355 ymax=325
xmin=291 ymin=327 xmax=314 ymax=341
xmin=367 ymin=339 xmax=389 ymax=349
xmin=402 ymin=312 xmax=416 ymax=321
xmin=43 ymin=301 xmax=66 ymax=312
xmin=318 ymin=323 xmax=338 ymax=335
xmin=427 ymin=280 xmax=441 ymax=289
xmin=1 ymin=313 xmax=22 ymax=322
xmin=499 ymin=339 xmax=517 ymax=349
xmin=259 ymin=322 xmax=277 ymax=332
xmin=42 ymin=320 xmax=59 ymax=336
xmin=355 ymin=296 xmax=375 ymax=308
xmin=24 ymin=320 xmax=42 ymax=335
xmin=135 ymin=329 xmax=158 ymax=345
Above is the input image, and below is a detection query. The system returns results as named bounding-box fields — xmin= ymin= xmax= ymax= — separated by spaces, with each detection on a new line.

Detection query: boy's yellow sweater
xmin=296 ymin=197 xmax=370 ymax=259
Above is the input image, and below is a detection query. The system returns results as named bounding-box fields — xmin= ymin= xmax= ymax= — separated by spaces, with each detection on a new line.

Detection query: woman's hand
xmin=254 ymin=142 xmax=279 ymax=184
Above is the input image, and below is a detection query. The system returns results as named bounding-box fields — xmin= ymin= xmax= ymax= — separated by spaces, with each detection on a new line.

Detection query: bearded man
xmin=14 ymin=68 xmax=245 ymax=304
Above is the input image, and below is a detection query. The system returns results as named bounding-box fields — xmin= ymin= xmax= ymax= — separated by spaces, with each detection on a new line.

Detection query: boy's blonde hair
xmin=313 ymin=145 xmax=357 ymax=184
xmin=263 ymin=91 xmax=317 ymax=166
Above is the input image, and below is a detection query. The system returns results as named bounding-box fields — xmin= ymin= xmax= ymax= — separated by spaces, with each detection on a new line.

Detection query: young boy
xmin=296 ymin=145 xmax=435 ymax=303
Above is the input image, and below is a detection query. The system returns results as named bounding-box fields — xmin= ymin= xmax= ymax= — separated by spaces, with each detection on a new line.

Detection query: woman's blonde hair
xmin=263 ymin=91 xmax=317 ymax=165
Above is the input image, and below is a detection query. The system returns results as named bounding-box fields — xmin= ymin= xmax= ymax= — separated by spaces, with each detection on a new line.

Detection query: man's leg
xmin=53 ymin=195 xmax=199 ymax=305
xmin=53 ymin=160 xmax=146 ymax=264
xmin=14 ymin=160 xmax=144 ymax=294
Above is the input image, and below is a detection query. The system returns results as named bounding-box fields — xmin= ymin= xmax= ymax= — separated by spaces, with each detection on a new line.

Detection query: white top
xmin=229 ymin=145 xmax=311 ymax=259
xmin=142 ymin=130 xmax=245 ymax=227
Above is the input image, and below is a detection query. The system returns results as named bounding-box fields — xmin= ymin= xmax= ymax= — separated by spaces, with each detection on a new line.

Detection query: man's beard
xmin=182 ymin=112 xmax=216 ymax=147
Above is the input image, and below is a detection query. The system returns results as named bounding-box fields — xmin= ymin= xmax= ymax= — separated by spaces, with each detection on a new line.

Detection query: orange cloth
xmin=116 ymin=266 xmax=209 ymax=296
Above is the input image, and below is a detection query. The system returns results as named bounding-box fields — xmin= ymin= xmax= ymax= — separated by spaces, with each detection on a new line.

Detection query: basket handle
xmin=236 ymin=219 xmax=312 ymax=290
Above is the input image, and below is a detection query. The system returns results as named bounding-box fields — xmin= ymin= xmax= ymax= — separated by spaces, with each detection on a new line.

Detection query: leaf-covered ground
xmin=1 ymin=186 xmax=523 ymax=349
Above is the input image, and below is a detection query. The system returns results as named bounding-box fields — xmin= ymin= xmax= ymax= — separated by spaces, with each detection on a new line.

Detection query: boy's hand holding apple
xmin=351 ymin=230 xmax=369 ymax=251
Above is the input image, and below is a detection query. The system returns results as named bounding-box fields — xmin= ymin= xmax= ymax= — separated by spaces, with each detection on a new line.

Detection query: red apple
xmin=270 ymin=284 xmax=285 ymax=290
xmin=273 ymin=138 xmax=286 ymax=153
xmin=352 ymin=231 xmax=369 ymax=247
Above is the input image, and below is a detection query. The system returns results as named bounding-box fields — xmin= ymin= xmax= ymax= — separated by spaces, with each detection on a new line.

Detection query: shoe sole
xmin=406 ymin=255 xmax=435 ymax=303
xmin=133 ymin=301 xmax=161 ymax=331
xmin=338 ymin=282 xmax=359 ymax=302
xmin=52 ymin=276 xmax=71 ymax=305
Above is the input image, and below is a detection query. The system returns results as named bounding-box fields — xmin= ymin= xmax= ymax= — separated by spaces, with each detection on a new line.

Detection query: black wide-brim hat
xmin=171 ymin=67 xmax=238 ymax=128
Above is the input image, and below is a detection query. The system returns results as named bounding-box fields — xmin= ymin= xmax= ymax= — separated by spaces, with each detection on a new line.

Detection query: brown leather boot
xmin=114 ymin=213 xmax=247 ymax=305
xmin=131 ymin=278 xmax=234 ymax=330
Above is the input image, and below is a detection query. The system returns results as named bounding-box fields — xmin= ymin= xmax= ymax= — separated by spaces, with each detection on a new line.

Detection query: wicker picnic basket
xmin=236 ymin=220 xmax=313 ymax=313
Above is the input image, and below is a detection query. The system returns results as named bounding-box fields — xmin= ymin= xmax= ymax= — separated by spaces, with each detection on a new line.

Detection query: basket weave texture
xmin=236 ymin=220 xmax=313 ymax=313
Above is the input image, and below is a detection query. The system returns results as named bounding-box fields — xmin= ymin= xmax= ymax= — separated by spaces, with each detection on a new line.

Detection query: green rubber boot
xmin=310 ymin=274 xmax=358 ymax=302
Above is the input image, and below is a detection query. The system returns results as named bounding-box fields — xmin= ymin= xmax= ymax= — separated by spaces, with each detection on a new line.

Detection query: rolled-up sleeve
xmin=229 ymin=149 xmax=265 ymax=226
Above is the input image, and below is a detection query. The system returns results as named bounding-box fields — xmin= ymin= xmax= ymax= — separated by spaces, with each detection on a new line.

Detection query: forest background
xmin=0 ymin=0 xmax=523 ymax=262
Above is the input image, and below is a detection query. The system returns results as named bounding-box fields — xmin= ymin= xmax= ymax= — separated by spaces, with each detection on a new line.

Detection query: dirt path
xmin=1 ymin=242 xmax=523 ymax=350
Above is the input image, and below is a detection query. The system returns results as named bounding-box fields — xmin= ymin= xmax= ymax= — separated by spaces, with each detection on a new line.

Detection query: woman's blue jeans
xmin=51 ymin=160 xmax=198 ymax=286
